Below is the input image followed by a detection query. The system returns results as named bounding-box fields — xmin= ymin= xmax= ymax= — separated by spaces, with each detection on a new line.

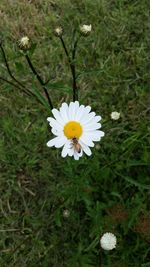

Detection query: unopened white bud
xmin=80 ymin=24 xmax=92 ymax=36
xmin=63 ymin=209 xmax=70 ymax=218
xmin=111 ymin=111 xmax=120 ymax=120
xmin=18 ymin=36 xmax=31 ymax=51
xmin=95 ymin=144 xmax=101 ymax=150
xmin=54 ymin=26 xmax=63 ymax=37
xmin=100 ymin=232 xmax=117 ymax=251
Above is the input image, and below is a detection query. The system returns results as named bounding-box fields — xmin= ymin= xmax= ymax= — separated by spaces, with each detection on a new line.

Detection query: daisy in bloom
xmin=47 ymin=101 xmax=104 ymax=160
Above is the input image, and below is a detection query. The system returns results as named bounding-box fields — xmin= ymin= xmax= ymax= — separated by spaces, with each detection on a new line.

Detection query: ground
xmin=0 ymin=0 xmax=150 ymax=266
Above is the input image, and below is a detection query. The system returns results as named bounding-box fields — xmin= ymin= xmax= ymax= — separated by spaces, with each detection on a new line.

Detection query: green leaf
xmin=47 ymin=82 xmax=72 ymax=94
xmin=84 ymin=237 xmax=99 ymax=252
xmin=120 ymin=174 xmax=150 ymax=190
xmin=32 ymin=84 xmax=50 ymax=112
xmin=54 ymin=209 xmax=61 ymax=227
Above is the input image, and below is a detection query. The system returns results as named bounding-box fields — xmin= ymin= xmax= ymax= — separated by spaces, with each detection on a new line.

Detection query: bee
xmin=71 ymin=137 xmax=82 ymax=153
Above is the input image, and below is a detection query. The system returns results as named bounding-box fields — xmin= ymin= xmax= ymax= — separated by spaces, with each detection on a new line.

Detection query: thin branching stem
xmin=0 ymin=43 xmax=39 ymax=98
xmin=72 ymin=36 xmax=80 ymax=61
xmin=25 ymin=54 xmax=53 ymax=110
xmin=60 ymin=36 xmax=78 ymax=102
xmin=25 ymin=54 xmax=44 ymax=85
xmin=44 ymin=78 xmax=51 ymax=85
xmin=0 ymin=43 xmax=26 ymax=89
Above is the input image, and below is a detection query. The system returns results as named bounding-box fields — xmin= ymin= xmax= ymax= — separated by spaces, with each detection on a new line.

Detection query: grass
xmin=0 ymin=0 xmax=150 ymax=266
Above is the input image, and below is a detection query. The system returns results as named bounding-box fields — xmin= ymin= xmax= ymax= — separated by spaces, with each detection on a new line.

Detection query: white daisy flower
xmin=111 ymin=111 xmax=120 ymax=120
xmin=100 ymin=232 xmax=117 ymax=251
xmin=47 ymin=101 xmax=104 ymax=160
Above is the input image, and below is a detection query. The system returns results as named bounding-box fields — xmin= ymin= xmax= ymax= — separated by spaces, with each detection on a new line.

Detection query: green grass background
xmin=0 ymin=0 xmax=150 ymax=266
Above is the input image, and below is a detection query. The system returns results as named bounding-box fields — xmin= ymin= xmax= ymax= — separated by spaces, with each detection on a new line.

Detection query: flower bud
xmin=18 ymin=36 xmax=31 ymax=51
xmin=63 ymin=209 xmax=70 ymax=218
xmin=100 ymin=232 xmax=117 ymax=251
xmin=95 ymin=144 xmax=101 ymax=150
xmin=111 ymin=111 xmax=120 ymax=120
xmin=54 ymin=26 xmax=63 ymax=37
xmin=80 ymin=24 xmax=92 ymax=36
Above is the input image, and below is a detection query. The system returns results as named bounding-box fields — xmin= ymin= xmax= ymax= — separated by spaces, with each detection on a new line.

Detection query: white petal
xmin=80 ymin=134 xmax=94 ymax=147
xmin=85 ymin=105 xmax=91 ymax=113
xmin=79 ymin=141 xmax=92 ymax=156
xmin=52 ymin=109 xmax=65 ymax=126
xmin=87 ymin=130 xmax=105 ymax=141
xmin=73 ymin=151 xmax=80 ymax=160
xmin=68 ymin=101 xmax=79 ymax=120
xmin=75 ymin=105 xmax=85 ymax=121
xmin=79 ymin=149 xmax=83 ymax=157
xmin=68 ymin=102 xmax=75 ymax=120
xmin=84 ymin=123 xmax=101 ymax=131
xmin=47 ymin=137 xmax=57 ymax=147
xmin=61 ymin=140 xmax=70 ymax=158
xmin=68 ymin=147 xmax=74 ymax=156
xmin=55 ymin=136 xmax=67 ymax=148
xmin=47 ymin=136 xmax=66 ymax=148
xmin=68 ymin=101 xmax=79 ymax=121
xmin=73 ymin=147 xmax=83 ymax=158
xmin=48 ymin=118 xmax=63 ymax=131
xmin=84 ymin=115 xmax=101 ymax=125
xmin=60 ymin=103 xmax=69 ymax=122
xmin=81 ymin=112 xmax=96 ymax=125
xmin=47 ymin=117 xmax=54 ymax=123
xmin=74 ymin=101 xmax=80 ymax=113
xmin=51 ymin=127 xmax=60 ymax=136
xmin=79 ymin=106 xmax=91 ymax=123
xmin=93 ymin=115 xmax=102 ymax=123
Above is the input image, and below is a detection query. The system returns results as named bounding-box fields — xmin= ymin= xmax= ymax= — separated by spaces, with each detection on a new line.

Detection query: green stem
xmin=0 ymin=43 xmax=25 ymax=89
xmin=25 ymin=55 xmax=53 ymax=110
xmin=60 ymin=36 xmax=78 ymax=102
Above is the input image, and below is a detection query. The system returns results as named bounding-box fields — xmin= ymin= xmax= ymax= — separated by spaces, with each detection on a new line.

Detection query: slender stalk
xmin=0 ymin=43 xmax=25 ymax=89
xmin=0 ymin=43 xmax=38 ymax=98
xmin=0 ymin=43 xmax=52 ymax=108
xmin=72 ymin=36 xmax=80 ymax=61
xmin=25 ymin=54 xmax=44 ymax=85
xmin=60 ymin=36 xmax=78 ymax=101
xmin=44 ymin=78 xmax=50 ymax=85
xmin=72 ymin=37 xmax=80 ymax=101
xmin=25 ymin=54 xmax=53 ymax=110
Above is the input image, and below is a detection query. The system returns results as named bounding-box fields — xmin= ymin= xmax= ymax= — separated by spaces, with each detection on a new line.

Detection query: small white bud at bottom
xmin=63 ymin=209 xmax=70 ymax=218
xmin=100 ymin=232 xmax=117 ymax=251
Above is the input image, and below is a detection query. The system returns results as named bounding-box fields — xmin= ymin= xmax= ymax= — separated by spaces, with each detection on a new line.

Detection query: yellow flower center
xmin=64 ymin=121 xmax=83 ymax=139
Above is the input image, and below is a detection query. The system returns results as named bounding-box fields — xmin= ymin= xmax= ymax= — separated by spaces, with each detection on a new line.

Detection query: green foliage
xmin=0 ymin=0 xmax=150 ymax=266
